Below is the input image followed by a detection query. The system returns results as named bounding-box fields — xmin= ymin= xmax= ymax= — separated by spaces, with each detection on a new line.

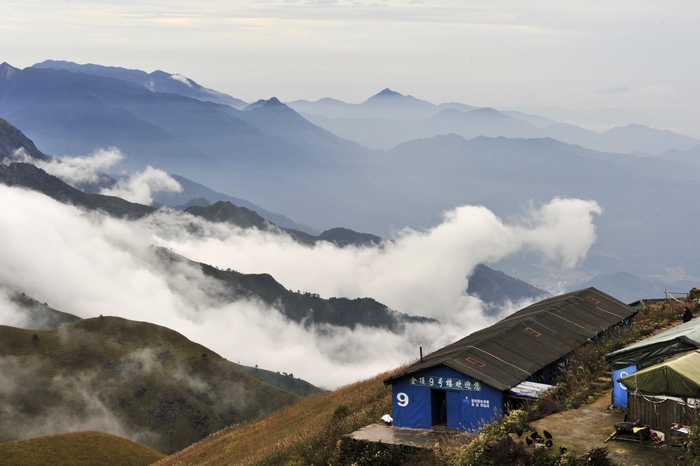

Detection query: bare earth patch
xmin=527 ymin=391 xmax=685 ymax=466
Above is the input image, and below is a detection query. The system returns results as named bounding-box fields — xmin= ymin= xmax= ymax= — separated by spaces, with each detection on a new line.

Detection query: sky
xmin=2 ymin=1 xmax=699 ymax=135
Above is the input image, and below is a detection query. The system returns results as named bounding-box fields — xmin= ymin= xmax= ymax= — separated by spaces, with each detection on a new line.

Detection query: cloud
xmin=5 ymin=148 xmax=183 ymax=206
xmin=34 ymin=148 xmax=124 ymax=185
xmin=0 ymin=183 xmax=600 ymax=388
xmin=100 ymin=166 xmax=182 ymax=205
xmin=517 ymin=197 xmax=603 ymax=268
xmin=596 ymin=87 xmax=633 ymax=96
xmin=169 ymin=74 xmax=193 ymax=87
xmin=596 ymin=84 xmax=673 ymax=97
xmin=145 ymin=197 xmax=601 ymax=325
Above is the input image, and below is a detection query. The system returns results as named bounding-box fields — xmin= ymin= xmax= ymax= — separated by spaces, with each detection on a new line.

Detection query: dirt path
xmin=528 ymin=391 xmax=685 ymax=465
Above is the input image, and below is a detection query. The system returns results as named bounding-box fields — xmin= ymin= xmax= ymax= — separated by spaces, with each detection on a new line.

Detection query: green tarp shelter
xmin=618 ymin=350 xmax=700 ymax=397
xmin=606 ymin=318 xmax=700 ymax=371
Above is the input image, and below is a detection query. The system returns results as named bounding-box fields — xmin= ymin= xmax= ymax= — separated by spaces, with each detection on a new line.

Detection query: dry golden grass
xmin=155 ymin=300 xmax=695 ymax=466
xmin=0 ymin=430 xmax=165 ymax=466
xmin=154 ymin=365 xmax=406 ymax=466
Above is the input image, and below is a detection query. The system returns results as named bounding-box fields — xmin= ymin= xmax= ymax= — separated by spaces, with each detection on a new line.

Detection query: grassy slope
xmin=154 ymin=301 xmax=691 ymax=466
xmin=154 ymin=367 xmax=404 ymax=466
xmin=233 ymin=363 xmax=326 ymax=397
xmin=0 ymin=317 xmax=298 ymax=454
xmin=0 ymin=431 xmax=165 ymax=466
xmin=9 ymin=292 xmax=82 ymax=329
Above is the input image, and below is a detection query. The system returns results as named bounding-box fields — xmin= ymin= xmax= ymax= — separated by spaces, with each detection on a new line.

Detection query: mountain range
xmin=0 ymin=116 xmax=554 ymax=454
xmin=1 ymin=61 xmax=697 ymax=299
xmin=296 ymin=98 xmax=699 ymax=154
xmin=0 ymin=129 xmax=546 ymax=313
xmin=1 ymin=58 xmax=696 ymax=461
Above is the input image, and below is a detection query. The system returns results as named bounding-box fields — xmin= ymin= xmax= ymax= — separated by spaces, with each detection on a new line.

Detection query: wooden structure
xmin=627 ymin=394 xmax=700 ymax=437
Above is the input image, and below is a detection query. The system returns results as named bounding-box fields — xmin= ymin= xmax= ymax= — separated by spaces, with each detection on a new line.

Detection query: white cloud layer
xmin=0 ymin=179 xmax=600 ymax=388
xmin=4 ymin=148 xmax=183 ymax=206
xmin=100 ymin=166 xmax=182 ymax=205
xmin=36 ymin=148 xmax=124 ymax=185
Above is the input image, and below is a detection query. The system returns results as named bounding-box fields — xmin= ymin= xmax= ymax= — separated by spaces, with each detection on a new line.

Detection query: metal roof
xmin=385 ymin=287 xmax=637 ymax=392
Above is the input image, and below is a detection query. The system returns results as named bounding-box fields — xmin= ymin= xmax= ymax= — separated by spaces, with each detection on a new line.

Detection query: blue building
xmin=384 ymin=288 xmax=638 ymax=431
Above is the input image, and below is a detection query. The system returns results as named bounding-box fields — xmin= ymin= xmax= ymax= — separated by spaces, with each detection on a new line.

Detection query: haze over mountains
xmin=0 ymin=58 xmax=696 ymax=457
xmin=0 ymin=60 xmax=698 ymax=377
xmin=1 ymin=60 xmax=697 ymax=303
xmin=0 ymin=115 xmax=553 ymax=391
xmin=291 ymin=88 xmax=700 ymax=155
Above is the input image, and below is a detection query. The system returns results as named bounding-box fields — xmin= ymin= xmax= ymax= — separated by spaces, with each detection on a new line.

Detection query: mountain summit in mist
xmin=32 ymin=60 xmax=247 ymax=109
xmin=1 ymin=63 xmax=698 ymax=300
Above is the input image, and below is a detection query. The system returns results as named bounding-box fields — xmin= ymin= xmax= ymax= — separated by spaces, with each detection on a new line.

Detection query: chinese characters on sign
xmin=470 ymin=399 xmax=490 ymax=408
xmin=409 ymin=376 xmax=481 ymax=391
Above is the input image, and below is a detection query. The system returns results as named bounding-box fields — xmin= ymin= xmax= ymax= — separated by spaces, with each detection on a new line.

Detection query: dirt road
xmin=528 ymin=391 xmax=685 ymax=465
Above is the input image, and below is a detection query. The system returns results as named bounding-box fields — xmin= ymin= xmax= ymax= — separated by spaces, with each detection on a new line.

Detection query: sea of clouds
xmin=0 ymin=148 xmax=602 ymax=388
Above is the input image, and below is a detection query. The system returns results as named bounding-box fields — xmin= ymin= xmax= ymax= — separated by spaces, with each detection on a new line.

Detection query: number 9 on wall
xmin=397 ymin=392 xmax=409 ymax=407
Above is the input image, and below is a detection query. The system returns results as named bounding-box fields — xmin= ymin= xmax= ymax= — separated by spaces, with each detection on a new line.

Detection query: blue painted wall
xmin=391 ymin=365 xmax=503 ymax=431
xmin=613 ymin=364 xmax=637 ymax=408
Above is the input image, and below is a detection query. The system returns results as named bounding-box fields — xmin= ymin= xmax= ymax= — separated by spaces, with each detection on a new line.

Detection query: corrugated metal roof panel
xmin=386 ymin=287 xmax=637 ymax=390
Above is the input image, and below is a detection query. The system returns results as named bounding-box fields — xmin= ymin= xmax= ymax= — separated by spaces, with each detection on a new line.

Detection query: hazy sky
xmin=2 ymin=1 xmax=699 ymax=134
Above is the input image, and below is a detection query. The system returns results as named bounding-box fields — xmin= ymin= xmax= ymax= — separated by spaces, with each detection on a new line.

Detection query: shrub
xmin=686 ymin=421 xmax=700 ymax=466
xmin=332 ymin=404 xmax=350 ymax=420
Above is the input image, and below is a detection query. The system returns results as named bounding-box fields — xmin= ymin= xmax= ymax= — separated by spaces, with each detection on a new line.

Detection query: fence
xmin=628 ymin=393 xmax=700 ymax=435
xmin=664 ymin=290 xmax=689 ymax=302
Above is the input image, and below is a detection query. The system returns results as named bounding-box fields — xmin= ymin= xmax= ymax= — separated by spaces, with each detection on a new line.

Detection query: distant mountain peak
xmin=0 ymin=62 xmax=19 ymax=80
xmin=375 ymin=88 xmax=403 ymax=98
xmin=360 ymin=88 xmax=436 ymax=112
xmin=243 ymin=97 xmax=286 ymax=110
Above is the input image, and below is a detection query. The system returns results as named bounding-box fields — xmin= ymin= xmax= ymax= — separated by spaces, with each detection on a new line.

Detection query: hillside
xmin=466 ymin=263 xmax=548 ymax=313
xmin=0 ymin=430 xmax=165 ymax=466
xmin=8 ymin=292 xmax=82 ymax=330
xmin=0 ymin=163 xmax=155 ymax=219
xmin=174 ymin=248 xmax=436 ymax=331
xmin=0 ymin=117 xmax=50 ymax=162
xmin=0 ymin=317 xmax=298 ymax=454
xmin=186 ymin=201 xmax=382 ymax=248
xmin=153 ymin=300 xmax=690 ymax=466
xmin=234 ymin=363 xmax=326 ymax=397
xmin=154 ymin=367 xmax=399 ymax=466
xmin=155 ymin=174 xmax=318 ymax=234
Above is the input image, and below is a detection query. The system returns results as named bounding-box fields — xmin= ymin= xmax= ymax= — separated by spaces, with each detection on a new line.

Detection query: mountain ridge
xmin=0 ymin=316 xmax=299 ymax=453
xmin=32 ymin=60 xmax=247 ymax=109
